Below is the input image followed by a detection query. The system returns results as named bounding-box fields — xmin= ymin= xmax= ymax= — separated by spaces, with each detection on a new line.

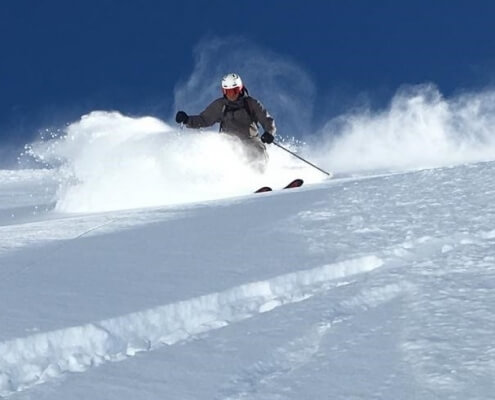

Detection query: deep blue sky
xmin=1 ymin=0 xmax=495 ymax=148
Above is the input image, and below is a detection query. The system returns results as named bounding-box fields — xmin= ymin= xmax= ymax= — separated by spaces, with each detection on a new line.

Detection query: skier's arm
xmin=248 ymin=98 xmax=276 ymax=135
xmin=186 ymin=99 xmax=224 ymax=129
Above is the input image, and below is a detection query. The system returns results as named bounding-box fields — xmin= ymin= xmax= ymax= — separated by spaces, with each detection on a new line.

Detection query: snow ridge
xmin=0 ymin=255 xmax=383 ymax=396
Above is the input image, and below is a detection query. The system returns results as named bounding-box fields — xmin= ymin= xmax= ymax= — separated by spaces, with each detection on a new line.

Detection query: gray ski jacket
xmin=186 ymin=95 xmax=276 ymax=144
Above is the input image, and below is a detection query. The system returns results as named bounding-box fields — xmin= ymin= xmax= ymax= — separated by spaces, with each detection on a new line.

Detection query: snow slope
xmin=1 ymin=158 xmax=495 ymax=399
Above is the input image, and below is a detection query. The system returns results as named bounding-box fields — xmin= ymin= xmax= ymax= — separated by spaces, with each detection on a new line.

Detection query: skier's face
xmin=224 ymin=87 xmax=241 ymax=101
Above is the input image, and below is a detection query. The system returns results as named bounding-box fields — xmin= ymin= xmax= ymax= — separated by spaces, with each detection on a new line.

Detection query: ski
xmin=254 ymin=186 xmax=273 ymax=193
xmin=284 ymin=178 xmax=303 ymax=189
xmin=254 ymin=178 xmax=304 ymax=193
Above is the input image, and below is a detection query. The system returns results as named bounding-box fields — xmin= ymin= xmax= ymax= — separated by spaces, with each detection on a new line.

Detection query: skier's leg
xmin=243 ymin=142 xmax=268 ymax=173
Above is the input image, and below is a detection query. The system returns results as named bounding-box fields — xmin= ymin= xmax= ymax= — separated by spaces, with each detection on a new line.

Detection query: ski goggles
xmin=223 ymin=87 xmax=242 ymax=96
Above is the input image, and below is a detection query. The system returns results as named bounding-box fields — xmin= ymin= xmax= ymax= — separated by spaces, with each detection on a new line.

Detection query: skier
xmin=175 ymin=73 xmax=276 ymax=171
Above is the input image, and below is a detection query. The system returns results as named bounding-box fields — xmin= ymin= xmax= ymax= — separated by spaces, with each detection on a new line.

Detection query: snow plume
xmin=309 ymin=84 xmax=495 ymax=174
xmin=174 ymin=37 xmax=495 ymax=175
xmin=19 ymin=37 xmax=322 ymax=214
xmin=173 ymin=36 xmax=315 ymax=138
xmin=23 ymin=38 xmax=495 ymax=213
xmin=26 ymin=111 xmax=318 ymax=213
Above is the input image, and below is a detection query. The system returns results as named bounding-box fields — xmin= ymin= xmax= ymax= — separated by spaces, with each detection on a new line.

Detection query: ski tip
xmin=255 ymin=186 xmax=273 ymax=193
xmin=284 ymin=179 xmax=304 ymax=189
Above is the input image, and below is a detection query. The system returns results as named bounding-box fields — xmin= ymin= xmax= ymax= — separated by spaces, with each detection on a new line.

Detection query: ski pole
xmin=273 ymin=141 xmax=331 ymax=176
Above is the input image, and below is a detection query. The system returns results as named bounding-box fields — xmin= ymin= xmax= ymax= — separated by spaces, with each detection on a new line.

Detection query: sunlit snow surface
xmin=0 ymin=159 xmax=494 ymax=399
xmin=1 ymin=88 xmax=495 ymax=398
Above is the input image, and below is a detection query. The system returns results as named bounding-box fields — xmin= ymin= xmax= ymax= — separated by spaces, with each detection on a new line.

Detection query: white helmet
xmin=221 ymin=73 xmax=243 ymax=92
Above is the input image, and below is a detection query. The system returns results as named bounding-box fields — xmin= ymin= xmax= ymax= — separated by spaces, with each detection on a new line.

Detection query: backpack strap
xmin=243 ymin=97 xmax=257 ymax=124
xmin=219 ymin=104 xmax=226 ymax=132
xmin=243 ymin=96 xmax=260 ymax=133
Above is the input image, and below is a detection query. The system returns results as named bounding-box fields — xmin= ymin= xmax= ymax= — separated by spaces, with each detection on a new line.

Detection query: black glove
xmin=175 ymin=111 xmax=189 ymax=124
xmin=260 ymin=132 xmax=274 ymax=144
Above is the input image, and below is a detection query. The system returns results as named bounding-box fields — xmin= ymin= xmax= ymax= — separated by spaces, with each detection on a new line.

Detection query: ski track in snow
xmin=3 ymin=224 xmax=492 ymax=398
xmin=400 ymin=232 xmax=495 ymax=396
xmin=0 ymin=207 xmax=185 ymax=261
xmin=219 ymin=282 xmax=410 ymax=400
xmin=0 ymin=255 xmax=383 ymax=397
xmin=268 ymin=164 xmax=495 ymax=398
xmin=218 ymin=234 xmax=495 ymax=399
xmin=1 ymin=162 xmax=495 ymax=398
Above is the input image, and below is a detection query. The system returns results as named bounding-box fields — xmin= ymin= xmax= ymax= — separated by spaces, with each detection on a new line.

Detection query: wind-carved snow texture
xmin=219 ymin=282 xmax=410 ymax=400
xmin=288 ymin=163 xmax=495 ymax=398
xmin=0 ymin=256 xmax=383 ymax=396
xmin=401 ymin=229 xmax=495 ymax=395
